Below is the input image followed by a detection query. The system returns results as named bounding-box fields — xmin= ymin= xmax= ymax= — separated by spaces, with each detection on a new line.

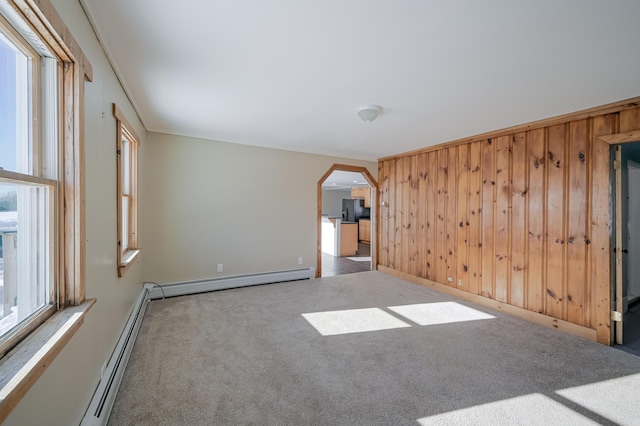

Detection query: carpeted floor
xmin=108 ymin=271 xmax=640 ymax=425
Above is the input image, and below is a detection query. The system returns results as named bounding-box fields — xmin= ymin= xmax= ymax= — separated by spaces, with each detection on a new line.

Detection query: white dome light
xmin=357 ymin=105 xmax=383 ymax=122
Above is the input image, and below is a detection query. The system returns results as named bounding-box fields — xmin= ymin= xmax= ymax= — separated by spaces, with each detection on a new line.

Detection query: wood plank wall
xmin=378 ymin=99 xmax=640 ymax=344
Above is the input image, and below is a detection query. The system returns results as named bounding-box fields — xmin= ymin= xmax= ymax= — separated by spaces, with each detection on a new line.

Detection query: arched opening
xmin=317 ymin=164 xmax=378 ymax=278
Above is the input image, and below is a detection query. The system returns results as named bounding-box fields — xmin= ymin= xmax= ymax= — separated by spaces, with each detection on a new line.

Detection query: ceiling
xmin=80 ymin=1 xmax=640 ymax=162
xmin=321 ymin=171 xmax=370 ymax=191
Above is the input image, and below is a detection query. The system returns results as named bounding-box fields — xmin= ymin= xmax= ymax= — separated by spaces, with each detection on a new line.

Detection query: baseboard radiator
xmin=81 ymin=286 xmax=150 ymax=426
xmin=81 ymin=267 xmax=315 ymax=425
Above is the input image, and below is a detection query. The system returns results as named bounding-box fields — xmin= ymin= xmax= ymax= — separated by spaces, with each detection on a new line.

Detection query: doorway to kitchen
xmin=317 ymin=164 xmax=377 ymax=278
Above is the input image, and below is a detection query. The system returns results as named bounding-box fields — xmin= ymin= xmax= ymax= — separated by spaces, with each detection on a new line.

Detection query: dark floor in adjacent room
xmin=322 ymin=242 xmax=371 ymax=276
xmin=618 ymin=299 xmax=640 ymax=357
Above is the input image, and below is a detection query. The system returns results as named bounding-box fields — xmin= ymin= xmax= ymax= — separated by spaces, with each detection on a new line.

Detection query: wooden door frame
xmin=317 ymin=164 xmax=378 ymax=278
xmin=598 ymin=129 xmax=640 ymax=345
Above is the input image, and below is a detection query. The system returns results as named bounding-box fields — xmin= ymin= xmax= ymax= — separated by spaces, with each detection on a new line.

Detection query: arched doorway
xmin=317 ymin=164 xmax=378 ymax=278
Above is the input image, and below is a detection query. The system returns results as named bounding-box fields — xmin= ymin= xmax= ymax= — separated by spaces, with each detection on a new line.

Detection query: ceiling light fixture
xmin=357 ymin=105 xmax=383 ymax=122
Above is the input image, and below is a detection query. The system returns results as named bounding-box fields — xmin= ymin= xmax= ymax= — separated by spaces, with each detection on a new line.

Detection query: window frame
xmin=0 ymin=0 xmax=94 ymax=421
xmin=113 ymin=103 xmax=141 ymax=277
xmin=0 ymin=12 xmax=58 ymax=356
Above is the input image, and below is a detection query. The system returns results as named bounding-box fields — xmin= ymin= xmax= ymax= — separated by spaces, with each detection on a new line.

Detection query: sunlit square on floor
xmin=556 ymin=373 xmax=640 ymax=425
xmin=416 ymin=393 xmax=598 ymax=426
xmin=302 ymin=308 xmax=411 ymax=336
xmin=388 ymin=301 xmax=495 ymax=326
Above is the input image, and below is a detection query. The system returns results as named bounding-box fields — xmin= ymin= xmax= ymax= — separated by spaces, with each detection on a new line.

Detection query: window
xmin=0 ymin=0 xmax=92 ymax=419
xmin=0 ymin=13 xmax=57 ymax=355
xmin=114 ymin=104 xmax=140 ymax=277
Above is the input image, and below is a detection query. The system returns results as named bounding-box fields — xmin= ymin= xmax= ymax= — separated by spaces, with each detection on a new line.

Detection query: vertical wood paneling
xmin=395 ymin=158 xmax=405 ymax=271
xmin=376 ymin=100 xmax=640 ymax=345
xmin=457 ymin=145 xmax=469 ymax=291
xmin=408 ymin=156 xmax=418 ymax=275
xmin=436 ymin=150 xmax=448 ymax=283
xmin=592 ymin=114 xmax=615 ymax=344
xmin=567 ymin=120 xmax=589 ymax=326
xmin=481 ymin=139 xmax=496 ymax=299
xmin=511 ymin=133 xmax=527 ymax=308
xmin=468 ymin=142 xmax=483 ymax=294
xmin=379 ymin=161 xmax=389 ymax=267
xmin=387 ymin=159 xmax=397 ymax=268
xmin=546 ymin=124 xmax=567 ymax=320
xmin=425 ymin=152 xmax=437 ymax=280
xmin=620 ymin=106 xmax=640 ymax=132
xmin=495 ymin=136 xmax=511 ymax=303
xmin=446 ymin=147 xmax=458 ymax=286
xmin=526 ymin=129 xmax=546 ymax=313
xmin=417 ymin=153 xmax=428 ymax=278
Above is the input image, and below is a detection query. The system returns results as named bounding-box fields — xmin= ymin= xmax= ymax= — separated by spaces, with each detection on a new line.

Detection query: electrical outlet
xmin=217 ymin=264 xmax=223 ymax=272
xmin=448 ymin=276 xmax=453 ymax=282
xmin=458 ymin=279 xmax=463 ymax=286
xmin=298 ymin=257 xmax=303 ymax=265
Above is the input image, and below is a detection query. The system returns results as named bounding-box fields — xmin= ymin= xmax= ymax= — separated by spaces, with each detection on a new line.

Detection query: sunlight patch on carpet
xmin=388 ymin=301 xmax=495 ymax=326
xmin=417 ymin=393 xmax=598 ymax=425
xmin=556 ymin=373 xmax=640 ymax=425
xmin=346 ymin=257 xmax=371 ymax=262
xmin=302 ymin=308 xmax=410 ymax=336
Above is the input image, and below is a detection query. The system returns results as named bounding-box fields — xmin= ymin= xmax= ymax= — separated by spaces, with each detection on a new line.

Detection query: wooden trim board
xmin=0 ymin=299 xmax=95 ymax=423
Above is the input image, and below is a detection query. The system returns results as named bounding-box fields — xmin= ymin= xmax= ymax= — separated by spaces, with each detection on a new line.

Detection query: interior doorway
xmin=317 ymin=164 xmax=377 ymax=278
xmin=614 ymin=142 xmax=640 ymax=355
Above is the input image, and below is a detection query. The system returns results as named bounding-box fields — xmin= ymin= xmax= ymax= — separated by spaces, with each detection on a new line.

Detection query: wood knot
xmin=578 ymin=152 xmax=586 ymax=163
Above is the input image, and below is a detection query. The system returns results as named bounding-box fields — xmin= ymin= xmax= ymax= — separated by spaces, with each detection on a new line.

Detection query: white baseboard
xmin=145 ymin=267 xmax=316 ymax=299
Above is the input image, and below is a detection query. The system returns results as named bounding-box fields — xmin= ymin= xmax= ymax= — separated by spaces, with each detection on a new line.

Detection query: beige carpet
xmin=108 ymin=271 xmax=640 ymax=425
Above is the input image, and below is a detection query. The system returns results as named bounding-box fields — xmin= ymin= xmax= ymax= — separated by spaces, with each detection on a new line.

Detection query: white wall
xmin=4 ymin=0 xmax=146 ymax=424
xmin=143 ymin=133 xmax=377 ymax=282
xmin=322 ymin=189 xmax=351 ymax=217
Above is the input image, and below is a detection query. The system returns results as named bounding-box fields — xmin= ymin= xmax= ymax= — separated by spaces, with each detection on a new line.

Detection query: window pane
xmin=0 ymin=31 xmax=31 ymax=175
xmin=121 ymin=195 xmax=129 ymax=251
xmin=122 ymin=136 xmax=130 ymax=195
xmin=0 ymin=182 xmax=51 ymax=337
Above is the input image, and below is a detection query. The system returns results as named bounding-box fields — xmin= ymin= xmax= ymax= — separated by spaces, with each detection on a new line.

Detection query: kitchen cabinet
xmin=351 ymin=186 xmax=371 ymax=208
xmin=340 ymin=222 xmax=358 ymax=256
xmin=359 ymin=219 xmax=371 ymax=243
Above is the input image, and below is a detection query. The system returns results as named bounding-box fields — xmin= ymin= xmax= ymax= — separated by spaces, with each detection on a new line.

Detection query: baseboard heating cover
xmin=81 ymin=287 xmax=150 ymax=426
xmin=145 ymin=267 xmax=316 ymax=300
xmin=81 ymin=267 xmax=314 ymax=425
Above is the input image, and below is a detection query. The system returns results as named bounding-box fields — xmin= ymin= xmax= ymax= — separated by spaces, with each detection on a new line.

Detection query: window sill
xmin=118 ymin=249 xmax=141 ymax=277
xmin=0 ymin=299 xmax=96 ymax=423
